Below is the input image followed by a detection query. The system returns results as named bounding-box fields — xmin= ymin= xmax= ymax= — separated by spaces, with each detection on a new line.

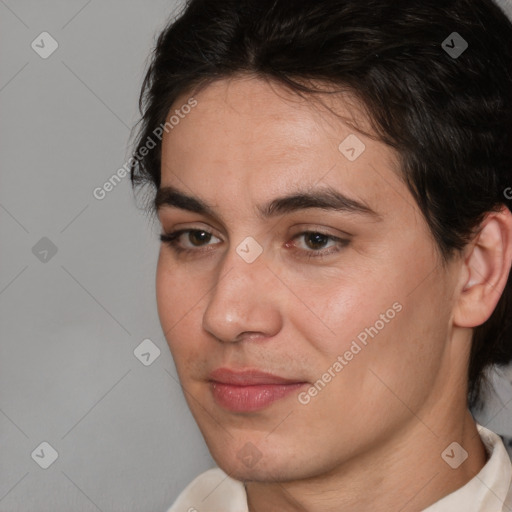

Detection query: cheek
xmin=156 ymin=255 xmax=193 ymax=348
xmin=156 ymin=253 xmax=198 ymax=324
xmin=321 ymin=277 xmax=450 ymax=417
xmin=284 ymin=247 xmax=450 ymax=402
xmin=278 ymin=260 xmax=400 ymax=360
xmin=155 ymin=254 xmax=174 ymax=332
xmin=156 ymin=254 xmax=213 ymax=375
xmin=286 ymin=298 xmax=448 ymax=457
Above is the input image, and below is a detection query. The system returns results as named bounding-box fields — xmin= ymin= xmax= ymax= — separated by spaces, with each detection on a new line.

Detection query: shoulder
xmin=166 ymin=467 xmax=248 ymax=512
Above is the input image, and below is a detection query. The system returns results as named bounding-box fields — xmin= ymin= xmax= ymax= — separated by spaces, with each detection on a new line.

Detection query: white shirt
xmin=167 ymin=424 xmax=512 ymax=512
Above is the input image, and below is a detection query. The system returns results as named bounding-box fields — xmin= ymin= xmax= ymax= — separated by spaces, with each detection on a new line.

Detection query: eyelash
xmin=159 ymin=229 xmax=349 ymax=260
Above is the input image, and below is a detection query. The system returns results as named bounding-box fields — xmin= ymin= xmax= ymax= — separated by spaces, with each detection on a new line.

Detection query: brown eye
xmin=187 ymin=230 xmax=213 ymax=246
xmin=288 ymin=231 xmax=350 ymax=261
xmin=159 ymin=229 xmax=221 ymax=254
xmin=303 ymin=232 xmax=330 ymax=250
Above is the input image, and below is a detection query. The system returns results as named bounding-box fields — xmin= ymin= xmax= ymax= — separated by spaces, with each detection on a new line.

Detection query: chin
xmin=213 ymin=458 xmax=296 ymax=483
xmin=205 ymin=439 xmax=311 ymax=483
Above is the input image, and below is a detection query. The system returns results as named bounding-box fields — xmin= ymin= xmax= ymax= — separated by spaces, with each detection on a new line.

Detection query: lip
xmin=208 ymin=368 xmax=308 ymax=412
xmin=209 ymin=368 xmax=305 ymax=385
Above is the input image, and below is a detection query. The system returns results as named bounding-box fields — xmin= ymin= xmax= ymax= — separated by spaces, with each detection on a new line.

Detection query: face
xmin=155 ymin=76 xmax=463 ymax=482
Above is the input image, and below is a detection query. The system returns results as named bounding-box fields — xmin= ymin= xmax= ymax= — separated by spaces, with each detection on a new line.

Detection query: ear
xmin=453 ymin=206 xmax=512 ymax=328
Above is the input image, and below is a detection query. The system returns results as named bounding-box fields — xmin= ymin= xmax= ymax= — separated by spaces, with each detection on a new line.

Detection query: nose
xmin=202 ymin=244 xmax=283 ymax=344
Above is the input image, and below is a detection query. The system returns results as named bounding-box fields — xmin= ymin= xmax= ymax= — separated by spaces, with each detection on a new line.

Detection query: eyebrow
xmin=154 ymin=185 xmax=381 ymax=221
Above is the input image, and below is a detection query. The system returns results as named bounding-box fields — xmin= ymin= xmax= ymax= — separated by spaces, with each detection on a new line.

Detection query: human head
xmin=130 ymin=1 xmax=512 ymax=487
xmin=131 ymin=0 xmax=512 ymax=409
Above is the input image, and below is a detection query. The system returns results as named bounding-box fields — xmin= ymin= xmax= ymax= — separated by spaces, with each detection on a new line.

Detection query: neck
xmin=245 ymin=409 xmax=487 ymax=512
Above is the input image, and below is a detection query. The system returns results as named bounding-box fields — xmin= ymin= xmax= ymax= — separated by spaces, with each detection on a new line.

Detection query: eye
xmin=287 ymin=231 xmax=350 ymax=260
xmin=159 ymin=229 xmax=221 ymax=254
xmin=160 ymin=228 xmax=349 ymax=261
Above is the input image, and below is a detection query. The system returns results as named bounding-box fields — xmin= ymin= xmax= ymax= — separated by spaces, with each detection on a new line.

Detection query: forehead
xmin=165 ymin=76 xmax=370 ymax=157
xmin=159 ymin=76 xmax=412 ymax=222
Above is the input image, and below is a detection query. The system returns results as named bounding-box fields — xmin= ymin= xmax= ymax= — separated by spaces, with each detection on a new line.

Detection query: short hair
xmin=130 ymin=0 xmax=512 ymax=409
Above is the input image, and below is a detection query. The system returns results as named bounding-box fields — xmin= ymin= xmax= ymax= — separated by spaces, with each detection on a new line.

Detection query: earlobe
xmin=454 ymin=206 xmax=512 ymax=328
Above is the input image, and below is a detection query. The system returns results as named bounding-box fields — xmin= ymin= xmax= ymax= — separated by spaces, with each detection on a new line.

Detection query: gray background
xmin=1 ymin=1 xmax=511 ymax=511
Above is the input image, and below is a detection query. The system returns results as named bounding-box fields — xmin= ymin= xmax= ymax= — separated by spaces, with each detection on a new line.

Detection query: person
xmin=129 ymin=0 xmax=512 ymax=510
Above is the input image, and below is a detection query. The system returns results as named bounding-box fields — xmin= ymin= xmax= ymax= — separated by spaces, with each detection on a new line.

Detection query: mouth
xmin=208 ymin=368 xmax=308 ymax=412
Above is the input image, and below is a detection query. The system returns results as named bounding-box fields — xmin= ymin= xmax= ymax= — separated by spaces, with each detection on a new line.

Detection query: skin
xmin=155 ymin=75 xmax=512 ymax=511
